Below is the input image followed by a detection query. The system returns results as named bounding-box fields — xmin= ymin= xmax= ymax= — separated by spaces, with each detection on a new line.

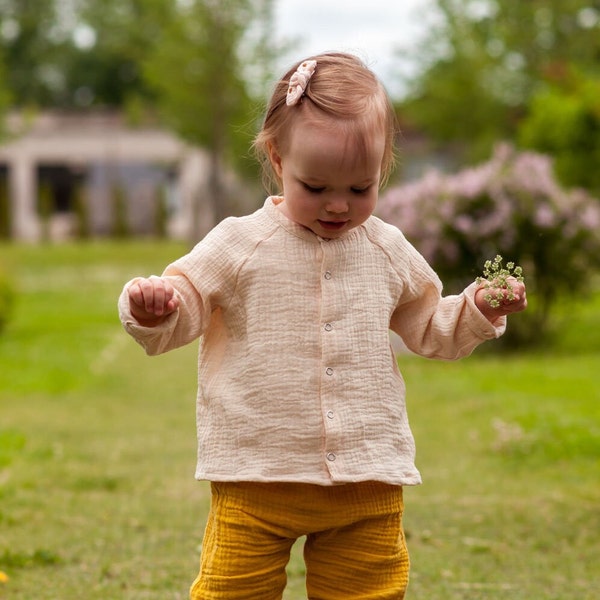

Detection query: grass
xmin=0 ymin=241 xmax=598 ymax=599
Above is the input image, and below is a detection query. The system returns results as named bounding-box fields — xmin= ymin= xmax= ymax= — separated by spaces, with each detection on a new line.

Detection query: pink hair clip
xmin=286 ymin=60 xmax=317 ymax=106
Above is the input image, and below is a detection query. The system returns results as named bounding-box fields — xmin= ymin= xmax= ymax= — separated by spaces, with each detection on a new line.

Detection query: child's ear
xmin=267 ymin=142 xmax=283 ymax=179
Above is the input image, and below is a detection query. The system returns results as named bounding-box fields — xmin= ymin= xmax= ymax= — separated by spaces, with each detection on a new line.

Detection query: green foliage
xmin=0 ymin=173 xmax=10 ymax=238
xmin=400 ymin=45 xmax=513 ymax=161
xmin=0 ymin=0 xmax=174 ymax=108
xmin=0 ymin=265 xmax=15 ymax=333
xmin=74 ymin=0 xmax=177 ymax=108
xmin=72 ymin=184 xmax=90 ymax=239
xmin=379 ymin=144 xmax=600 ymax=346
xmin=154 ymin=184 xmax=168 ymax=238
xmin=0 ymin=50 xmax=11 ymax=137
xmin=37 ymin=181 xmax=53 ymax=242
xmin=111 ymin=185 xmax=130 ymax=238
xmin=144 ymin=1 xmax=243 ymax=142
xmin=141 ymin=0 xmax=273 ymax=166
xmin=399 ymin=0 xmax=600 ymax=168
xmin=519 ymin=71 xmax=600 ymax=195
xmin=142 ymin=0 xmax=276 ymax=228
xmin=0 ymin=0 xmax=63 ymax=106
xmin=0 ymin=0 xmax=266 ymax=112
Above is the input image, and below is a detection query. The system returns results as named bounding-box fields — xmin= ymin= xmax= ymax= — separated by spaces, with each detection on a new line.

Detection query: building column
xmin=9 ymin=154 xmax=40 ymax=241
xmin=172 ymin=150 xmax=211 ymax=242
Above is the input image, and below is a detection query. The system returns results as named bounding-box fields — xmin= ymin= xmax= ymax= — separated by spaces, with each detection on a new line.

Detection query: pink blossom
xmin=579 ymin=204 xmax=600 ymax=231
xmin=453 ymin=214 xmax=474 ymax=234
xmin=378 ymin=143 xmax=600 ymax=286
xmin=533 ymin=203 xmax=556 ymax=228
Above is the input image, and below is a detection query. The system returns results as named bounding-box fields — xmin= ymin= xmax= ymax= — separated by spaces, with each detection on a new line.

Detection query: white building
xmin=0 ymin=111 xmax=237 ymax=242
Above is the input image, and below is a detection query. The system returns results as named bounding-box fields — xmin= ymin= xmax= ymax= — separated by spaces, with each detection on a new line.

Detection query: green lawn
xmin=0 ymin=242 xmax=598 ymax=599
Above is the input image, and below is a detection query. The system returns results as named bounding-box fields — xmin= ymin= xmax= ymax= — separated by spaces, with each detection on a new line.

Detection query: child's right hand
xmin=128 ymin=276 xmax=180 ymax=325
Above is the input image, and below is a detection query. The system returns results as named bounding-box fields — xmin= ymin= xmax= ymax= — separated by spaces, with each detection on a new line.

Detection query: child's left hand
xmin=475 ymin=277 xmax=527 ymax=322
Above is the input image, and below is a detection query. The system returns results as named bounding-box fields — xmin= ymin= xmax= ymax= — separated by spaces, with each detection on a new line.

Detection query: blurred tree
xmin=0 ymin=0 xmax=67 ymax=106
xmin=0 ymin=0 xmax=279 ymax=115
xmin=519 ymin=69 xmax=600 ymax=195
xmin=0 ymin=49 xmax=10 ymax=238
xmin=142 ymin=0 xmax=277 ymax=238
xmin=0 ymin=49 xmax=11 ymax=136
xmin=0 ymin=265 xmax=15 ymax=333
xmin=0 ymin=0 xmax=175 ymax=108
xmin=399 ymin=0 xmax=600 ymax=167
xmin=73 ymin=0 xmax=175 ymax=109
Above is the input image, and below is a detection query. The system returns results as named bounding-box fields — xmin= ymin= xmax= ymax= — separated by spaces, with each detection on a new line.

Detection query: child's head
xmin=254 ymin=52 xmax=399 ymax=196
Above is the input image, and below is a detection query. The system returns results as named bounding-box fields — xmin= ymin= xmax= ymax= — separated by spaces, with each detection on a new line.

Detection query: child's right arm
xmin=127 ymin=275 xmax=180 ymax=327
xmin=119 ymin=214 xmax=251 ymax=353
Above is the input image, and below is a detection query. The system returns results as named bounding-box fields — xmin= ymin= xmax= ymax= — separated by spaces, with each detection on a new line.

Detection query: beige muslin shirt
xmin=119 ymin=196 xmax=505 ymax=486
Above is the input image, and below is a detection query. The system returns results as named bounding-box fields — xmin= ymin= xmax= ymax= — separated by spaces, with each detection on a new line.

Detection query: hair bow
xmin=286 ymin=60 xmax=317 ymax=106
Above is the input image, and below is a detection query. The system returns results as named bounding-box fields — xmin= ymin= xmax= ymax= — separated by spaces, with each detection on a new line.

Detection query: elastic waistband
xmin=211 ymin=480 xmax=404 ymax=517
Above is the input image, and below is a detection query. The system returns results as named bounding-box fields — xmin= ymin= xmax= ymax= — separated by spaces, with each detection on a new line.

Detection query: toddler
xmin=118 ymin=52 xmax=527 ymax=599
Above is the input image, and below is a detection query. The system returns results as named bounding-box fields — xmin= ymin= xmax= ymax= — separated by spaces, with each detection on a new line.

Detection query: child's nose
xmin=325 ymin=196 xmax=349 ymax=214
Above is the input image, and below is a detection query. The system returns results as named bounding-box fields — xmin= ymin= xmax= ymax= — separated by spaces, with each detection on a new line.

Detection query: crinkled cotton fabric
xmin=118 ymin=196 xmax=505 ymax=486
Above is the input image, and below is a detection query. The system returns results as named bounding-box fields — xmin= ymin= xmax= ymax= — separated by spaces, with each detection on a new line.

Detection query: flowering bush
xmin=379 ymin=144 xmax=600 ymax=346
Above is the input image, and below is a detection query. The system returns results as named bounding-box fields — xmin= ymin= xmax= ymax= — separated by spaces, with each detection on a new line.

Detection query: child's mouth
xmin=318 ymin=220 xmax=348 ymax=231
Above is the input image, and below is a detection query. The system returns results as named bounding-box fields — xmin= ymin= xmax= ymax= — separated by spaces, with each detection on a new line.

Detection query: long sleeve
xmin=118 ymin=213 xmax=269 ymax=355
xmin=366 ymin=219 xmax=505 ymax=360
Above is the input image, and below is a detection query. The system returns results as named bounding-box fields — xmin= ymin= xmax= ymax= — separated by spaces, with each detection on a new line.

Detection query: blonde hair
xmin=253 ymin=52 xmax=399 ymax=194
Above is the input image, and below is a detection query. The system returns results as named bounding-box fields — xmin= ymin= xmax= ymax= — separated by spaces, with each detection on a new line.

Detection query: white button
xmin=326 ymin=410 xmax=334 ymax=419
xmin=324 ymin=323 xmax=333 ymax=331
xmin=326 ymin=452 xmax=336 ymax=462
xmin=325 ymin=367 xmax=334 ymax=376
xmin=324 ymin=271 xmax=332 ymax=280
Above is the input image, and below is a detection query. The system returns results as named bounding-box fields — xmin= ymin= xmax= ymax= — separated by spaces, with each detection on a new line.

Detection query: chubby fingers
xmin=506 ymin=277 xmax=526 ymax=300
xmin=129 ymin=276 xmax=179 ymax=318
xmin=476 ymin=277 xmax=527 ymax=321
xmin=500 ymin=278 xmax=527 ymax=312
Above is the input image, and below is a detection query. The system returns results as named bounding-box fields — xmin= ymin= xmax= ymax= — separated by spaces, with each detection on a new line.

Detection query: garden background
xmin=1 ymin=1 xmax=599 ymax=598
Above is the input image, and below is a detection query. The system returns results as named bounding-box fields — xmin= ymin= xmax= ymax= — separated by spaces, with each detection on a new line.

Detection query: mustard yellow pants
xmin=190 ymin=481 xmax=409 ymax=599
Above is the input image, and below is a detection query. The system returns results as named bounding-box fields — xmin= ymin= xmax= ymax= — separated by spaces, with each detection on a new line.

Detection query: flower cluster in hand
xmin=476 ymin=255 xmax=524 ymax=308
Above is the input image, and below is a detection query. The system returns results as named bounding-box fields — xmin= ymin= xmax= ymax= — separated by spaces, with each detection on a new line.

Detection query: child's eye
xmin=302 ymin=182 xmax=325 ymax=194
xmin=351 ymin=186 xmax=370 ymax=195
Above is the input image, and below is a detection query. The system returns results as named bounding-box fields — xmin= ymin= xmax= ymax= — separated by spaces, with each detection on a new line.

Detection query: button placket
xmin=320 ymin=246 xmax=342 ymax=478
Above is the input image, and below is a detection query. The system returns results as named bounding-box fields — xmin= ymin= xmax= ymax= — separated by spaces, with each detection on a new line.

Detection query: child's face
xmin=269 ymin=117 xmax=385 ymax=239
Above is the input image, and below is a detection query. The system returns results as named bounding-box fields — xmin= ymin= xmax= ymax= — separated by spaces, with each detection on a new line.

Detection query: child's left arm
xmin=475 ymin=277 xmax=527 ymax=323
